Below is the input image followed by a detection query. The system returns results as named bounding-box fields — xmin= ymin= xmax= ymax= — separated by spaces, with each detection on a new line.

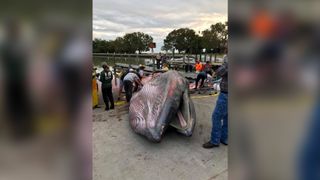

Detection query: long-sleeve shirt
xmin=215 ymin=61 xmax=228 ymax=93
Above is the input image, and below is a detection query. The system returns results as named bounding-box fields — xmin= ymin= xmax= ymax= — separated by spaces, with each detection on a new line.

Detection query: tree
xmin=113 ymin=37 xmax=125 ymax=53
xmin=93 ymin=38 xmax=108 ymax=53
xmin=123 ymin=32 xmax=153 ymax=53
xmin=163 ymin=28 xmax=197 ymax=53
xmin=202 ymin=22 xmax=228 ymax=54
xmin=93 ymin=32 xmax=153 ymax=54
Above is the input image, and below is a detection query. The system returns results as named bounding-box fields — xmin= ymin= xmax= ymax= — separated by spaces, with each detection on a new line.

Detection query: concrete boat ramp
xmin=93 ymin=94 xmax=227 ymax=180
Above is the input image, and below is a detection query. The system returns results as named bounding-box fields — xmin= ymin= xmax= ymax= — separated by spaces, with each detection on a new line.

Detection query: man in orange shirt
xmin=195 ymin=60 xmax=203 ymax=73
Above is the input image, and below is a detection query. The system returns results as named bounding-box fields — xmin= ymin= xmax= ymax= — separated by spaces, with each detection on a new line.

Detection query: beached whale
xmin=129 ymin=71 xmax=196 ymax=142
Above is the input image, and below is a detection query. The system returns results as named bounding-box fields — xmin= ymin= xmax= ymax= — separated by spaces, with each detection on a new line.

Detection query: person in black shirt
xmin=99 ymin=63 xmax=114 ymax=111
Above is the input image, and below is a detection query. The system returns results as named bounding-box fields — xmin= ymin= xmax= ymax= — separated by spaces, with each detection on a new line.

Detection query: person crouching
xmin=123 ymin=69 xmax=143 ymax=102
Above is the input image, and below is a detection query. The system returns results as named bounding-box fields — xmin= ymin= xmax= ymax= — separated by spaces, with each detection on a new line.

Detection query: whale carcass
xmin=129 ymin=71 xmax=196 ymax=142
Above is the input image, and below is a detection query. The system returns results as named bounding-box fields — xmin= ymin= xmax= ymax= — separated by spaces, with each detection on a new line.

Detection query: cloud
xmin=93 ymin=0 xmax=227 ymax=52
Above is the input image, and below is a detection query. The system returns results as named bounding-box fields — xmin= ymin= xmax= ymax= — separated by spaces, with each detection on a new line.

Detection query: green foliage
xmin=92 ymin=22 xmax=228 ymax=54
xmin=162 ymin=22 xmax=228 ymax=54
xmin=92 ymin=32 xmax=153 ymax=53
xmin=201 ymin=22 xmax=228 ymax=53
xmin=162 ymin=28 xmax=197 ymax=53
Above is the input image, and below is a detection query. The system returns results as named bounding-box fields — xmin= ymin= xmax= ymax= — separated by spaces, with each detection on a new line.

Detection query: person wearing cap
xmin=123 ymin=68 xmax=143 ymax=102
xmin=137 ymin=64 xmax=146 ymax=77
xmin=99 ymin=63 xmax=114 ymax=111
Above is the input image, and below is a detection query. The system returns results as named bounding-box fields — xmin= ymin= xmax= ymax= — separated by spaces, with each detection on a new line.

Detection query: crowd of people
xmin=92 ymin=64 xmax=146 ymax=111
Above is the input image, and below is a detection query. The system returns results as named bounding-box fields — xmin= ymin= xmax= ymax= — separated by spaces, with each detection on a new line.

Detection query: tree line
xmin=93 ymin=22 xmax=227 ymax=54
xmin=93 ymin=32 xmax=153 ymax=54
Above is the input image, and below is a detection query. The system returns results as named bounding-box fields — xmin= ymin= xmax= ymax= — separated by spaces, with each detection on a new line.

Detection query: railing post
xmin=114 ymin=66 xmax=117 ymax=86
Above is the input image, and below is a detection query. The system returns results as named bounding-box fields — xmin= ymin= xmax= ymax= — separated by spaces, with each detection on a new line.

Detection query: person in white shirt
xmin=123 ymin=69 xmax=143 ymax=102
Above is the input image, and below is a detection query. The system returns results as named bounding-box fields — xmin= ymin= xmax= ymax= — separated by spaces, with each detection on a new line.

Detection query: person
xmin=194 ymin=71 xmax=208 ymax=89
xmin=195 ymin=60 xmax=203 ymax=73
xmin=1 ymin=19 xmax=34 ymax=139
xmin=161 ymin=53 xmax=168 ymax=65
xmin=185 ymin=63 xmax=193 ymax=72
xmin=137 ymin=64 xmax=146 ymax=77
xmin=203 ymin=61 xmax=213 ymax=75
xmin=162 ymin=63 xmax=169 ymax=71
xmin=92 ymin=66 xmax=99 ymax=108
xmin=156 ymin=53 xmax=162 ymax=69
xmin=123 ymin=69 xmax=143 ymax=102
xmin=299 ymin=99 xmax=320 ymax=180
xmin=118 ymin=67 xmax=128 ymax=100
xmin=203 ymin=56 xmax=228 ymax=148
xmin=99 ymin=63 xmax=114 ymax=111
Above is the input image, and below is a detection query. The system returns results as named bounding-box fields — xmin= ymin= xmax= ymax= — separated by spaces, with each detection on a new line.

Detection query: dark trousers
xmin=102 ymin=87 xmax=114 ymax=109
xmin=123 ymin=80 xmax=134 ymax=102
xmin=185 ymin=64 xmax=193 ymax=72
xmin=195 ymin=73 xmax=206 ymax=89
xmin=156 ymin=60 xmax=161 ymax=69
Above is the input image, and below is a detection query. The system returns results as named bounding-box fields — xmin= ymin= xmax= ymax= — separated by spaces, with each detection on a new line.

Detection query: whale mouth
xmin=169 ymin=91 xmax=196 ymax=136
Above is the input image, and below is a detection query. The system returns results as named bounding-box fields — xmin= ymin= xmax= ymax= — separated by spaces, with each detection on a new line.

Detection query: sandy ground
xmin=93 ymin=94 xmax=227 ymax=180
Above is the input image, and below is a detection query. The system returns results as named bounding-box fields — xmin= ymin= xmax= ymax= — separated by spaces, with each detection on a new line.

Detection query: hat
xmin=129 ymin=68 xmax=134 ymax=72
xmin=139 ymin=64 xmax=145 ymax=68
xmin=102 ymin=63 xmax=109 ymax=69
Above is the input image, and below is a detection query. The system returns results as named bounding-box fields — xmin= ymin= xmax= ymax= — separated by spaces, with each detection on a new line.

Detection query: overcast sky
xmin=93 ymin=0 xmax=227 ymax=52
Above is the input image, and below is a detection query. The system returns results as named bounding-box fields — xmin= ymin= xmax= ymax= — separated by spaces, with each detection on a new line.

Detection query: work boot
xmin=202 ymin=141 xmax=219 ymax=149
xmin=220 ymin=141 xmax=228 ymax=146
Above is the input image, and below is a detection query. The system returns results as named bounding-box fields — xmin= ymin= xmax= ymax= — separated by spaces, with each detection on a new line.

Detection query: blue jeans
xmin=210 ymin=92 xmax=228 ymax=145
xmin=299 ymin=99 xmax=320 ymax=180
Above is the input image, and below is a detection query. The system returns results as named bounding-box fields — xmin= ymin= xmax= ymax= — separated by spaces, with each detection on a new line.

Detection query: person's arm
xmin=135 ymin=76 xmax=143 ymax=86
xmin=99 ymin=72 xmax=104 ymax=82
xmin=110 ymin=72 xmax=113 ymax=81
xmin=215 ymin=62 xmax=228 ymax=77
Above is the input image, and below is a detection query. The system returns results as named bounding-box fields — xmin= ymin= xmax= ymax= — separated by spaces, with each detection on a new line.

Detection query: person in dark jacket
xmin=203 ymin=61 xmax=213 ymax=75
xmin=156 ymin=53 xmax=162 ymax=69
xmin=203 ymin=57 xmax=228 ymax=148
xmin=99 ymin=63 xmax=114 ymax=111
xmin=194 ymin=71 xmax=208 ymax=89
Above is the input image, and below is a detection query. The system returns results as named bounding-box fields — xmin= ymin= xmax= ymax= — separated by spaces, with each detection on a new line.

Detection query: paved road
xmin=93 ymin=95 xmax=227 ymax=180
